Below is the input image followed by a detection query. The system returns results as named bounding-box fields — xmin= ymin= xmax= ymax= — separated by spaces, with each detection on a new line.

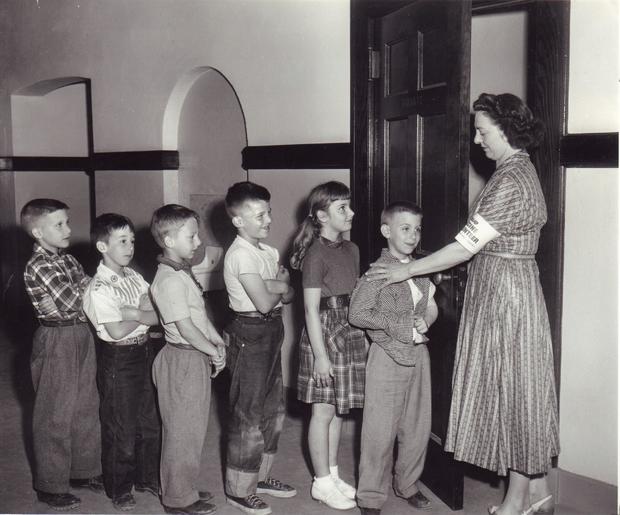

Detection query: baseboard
xmin=553 ymin=468 xmax=617 ymax=514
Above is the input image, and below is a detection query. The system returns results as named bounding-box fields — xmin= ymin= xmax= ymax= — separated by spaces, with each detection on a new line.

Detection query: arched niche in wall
xmin=162 ymin=67 xmax=247 ymax=291
xmin=11 ymin=77 xmax=92 ymax=254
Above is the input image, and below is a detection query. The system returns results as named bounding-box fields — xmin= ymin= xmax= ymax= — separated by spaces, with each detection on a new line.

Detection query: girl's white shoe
xmin=311 ymin=477 xmax=356 ymax=510
xmin=331 ymin=475 xmax=356 ymax=500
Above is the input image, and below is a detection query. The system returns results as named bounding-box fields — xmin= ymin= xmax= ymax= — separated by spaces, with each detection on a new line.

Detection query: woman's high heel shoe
xmin=523 ymin=495 xmax=554 ymax=515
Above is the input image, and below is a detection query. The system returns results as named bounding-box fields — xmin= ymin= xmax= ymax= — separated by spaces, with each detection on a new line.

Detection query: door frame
xmin=351 ymin=0 xmax=569 ymax=401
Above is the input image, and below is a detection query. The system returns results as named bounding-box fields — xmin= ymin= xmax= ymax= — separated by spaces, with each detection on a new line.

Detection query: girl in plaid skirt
xmin=290 ymin=181 xmax=367 ymax=510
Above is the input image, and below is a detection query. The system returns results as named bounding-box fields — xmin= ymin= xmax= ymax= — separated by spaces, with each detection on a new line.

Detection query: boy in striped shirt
xmin=83 ymin=213 xmax=161 ymax=511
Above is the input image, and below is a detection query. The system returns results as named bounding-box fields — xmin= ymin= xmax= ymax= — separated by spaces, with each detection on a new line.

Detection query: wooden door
xmin=352 ymin=0 xmax=471 ymax=510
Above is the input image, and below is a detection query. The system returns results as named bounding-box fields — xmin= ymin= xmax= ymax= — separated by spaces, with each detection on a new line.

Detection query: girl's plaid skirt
xmin=297 ymin=306 xmax=367 ymax=414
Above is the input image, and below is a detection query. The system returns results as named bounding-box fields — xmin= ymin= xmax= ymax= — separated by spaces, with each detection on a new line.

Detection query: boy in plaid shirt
xmin=349 ymin=201 xmax=438 ymax=515
xmin=21 ymin=198 xmax=103 ymax=511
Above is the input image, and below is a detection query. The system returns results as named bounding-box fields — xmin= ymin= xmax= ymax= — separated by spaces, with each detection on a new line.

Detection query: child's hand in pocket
xmin=413 ymin=316 xmax=429 ymax=335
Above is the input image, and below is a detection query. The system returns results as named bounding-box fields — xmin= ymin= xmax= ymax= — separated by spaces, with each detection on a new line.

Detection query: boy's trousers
xmin=224 ymin=314 xmax=285 ymax=498
xmin=97 ymin=338 xmax=161 ymax=499
xmin=153 ymin=343 xmax=212 ymax=508
xmin=357 ymin=343 xmax=431 ymax=510
xmin=30 ymin=323 xmax=102 ymax=493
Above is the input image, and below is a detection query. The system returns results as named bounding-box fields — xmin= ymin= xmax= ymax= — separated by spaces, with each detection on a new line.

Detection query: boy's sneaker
xmin=226 ymin=494 xmax=272 ymax=515
xmin=256 ymin=477 xmax=297 ymax=498
xmin=134 ymin=483 xmax=159 ymax=497
xmin=112 ymin=492 xmax=136 ymax=511
xmin=69 ymin=475 xmax=105 ymax=493
xmin=36 ymin=491 xmax=81 ymax=511
xmin=164 ymin=499 xmax=217 ymax=515
xmin=199 ymin=491 xmax=214 ymax=502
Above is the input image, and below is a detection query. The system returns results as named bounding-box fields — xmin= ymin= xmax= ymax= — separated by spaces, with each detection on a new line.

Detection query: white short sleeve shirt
xmin=223 ymin=235 xmax=281 ymax=312
xmin=83 ymin=262 xmax=150 ymax=342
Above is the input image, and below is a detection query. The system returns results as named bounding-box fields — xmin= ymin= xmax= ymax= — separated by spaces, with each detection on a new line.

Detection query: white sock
xmin=314 ymin=475 xmax=333 ymax=488
xmin=329 ymin=465 xmax=339 ymax=478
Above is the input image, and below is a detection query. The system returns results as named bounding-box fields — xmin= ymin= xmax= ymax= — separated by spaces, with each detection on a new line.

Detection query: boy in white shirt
xmin=83 ymin=213 xmax=160 ymax=511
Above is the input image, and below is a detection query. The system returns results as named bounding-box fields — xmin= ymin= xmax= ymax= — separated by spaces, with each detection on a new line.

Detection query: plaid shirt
xmin=349 ymin=249 xmax=433 ymax=366
xmin=23 ymin=243 xmax=90 ymax=322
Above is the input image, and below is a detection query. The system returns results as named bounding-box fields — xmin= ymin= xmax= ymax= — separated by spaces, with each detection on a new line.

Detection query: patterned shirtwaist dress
xmin=444 ymin=150 xmax=560 ymax=476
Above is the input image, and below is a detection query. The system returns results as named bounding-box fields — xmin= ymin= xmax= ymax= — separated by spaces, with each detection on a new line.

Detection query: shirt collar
xmin=235 ymin=234 xmax=267 ymax=252
xmin=96 ymin=261 xmax=126 ymax=283
xmin=320 ymin=235 xmax=343 ymax=248
xmin=33 ymin=242 xmax=64 ymax=259
xmin=157 ymin=254 xmax=191 ymax=271
xmin=380 ymin=248 xmax=410 ymax=263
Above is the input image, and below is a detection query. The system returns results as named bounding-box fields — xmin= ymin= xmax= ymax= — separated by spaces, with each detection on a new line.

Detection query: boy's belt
xmin=105 ymin=333 xmax=148 ymax=346
xmin=235 ymin=307 xmax=282 ymax=319
xmin=39 ymin=318 xmax=85 ymax=327
xmin=319 ymin=294 xmax=350 ymax=310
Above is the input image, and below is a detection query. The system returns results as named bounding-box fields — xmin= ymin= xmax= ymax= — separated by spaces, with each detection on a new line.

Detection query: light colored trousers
xmin=357 ymin=343 xmax=431 ymax=509
xmin=153 ymin=344 xmax=212 ymax=508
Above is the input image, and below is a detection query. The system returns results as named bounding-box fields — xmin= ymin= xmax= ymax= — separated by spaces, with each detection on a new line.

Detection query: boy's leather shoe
xmin=69 ymin=475 xmax=105 ymax=493
xmin=112 ymin=492 xmax=136 ymax=511
xmin=407 ymin=491 xmax=431 ymax=510
xmin=360 ymin=508 xmax=381 ymax=515
xmin=164 ymin=499 xmax=217 ymax=515
xmin=36 ymin=491 xmax=81 ymax=511
xmin=134 ymin=483 xmax=159 ymax=497
xmin=198 ymin=491 xmax=214 ymax=502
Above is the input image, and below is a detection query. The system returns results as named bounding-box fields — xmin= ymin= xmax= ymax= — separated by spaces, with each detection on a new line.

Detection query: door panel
xmin=374 ymin=0 xmax=472 ymax=509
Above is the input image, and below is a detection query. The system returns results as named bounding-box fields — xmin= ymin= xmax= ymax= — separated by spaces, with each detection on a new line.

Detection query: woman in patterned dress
xmin=366 ymin=93 xmax=559 ymax=515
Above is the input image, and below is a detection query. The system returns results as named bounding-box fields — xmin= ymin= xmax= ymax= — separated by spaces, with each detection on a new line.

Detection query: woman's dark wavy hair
xmin=290 ymin=181 xmax=351 ymax=270
xmin=473 ymin=93 xmax=545 ymax=149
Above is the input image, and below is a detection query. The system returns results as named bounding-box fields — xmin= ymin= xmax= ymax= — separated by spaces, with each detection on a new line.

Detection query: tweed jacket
xmin=349 ymin=249 xmax=432 ymax=366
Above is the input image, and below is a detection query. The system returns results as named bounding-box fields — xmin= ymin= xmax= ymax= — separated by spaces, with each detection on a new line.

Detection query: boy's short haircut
xmin=380 ymin=201 xmax=423 ymax=225
xmin=20 ymin=198 xmax=69 ymax=234
xmin=91 ymin=213 xmax=135 ymax=245
xmin=225 ymin=181 xmax=271 ymax=218
xmin=150 ymin=204 xmax=199 ymax=247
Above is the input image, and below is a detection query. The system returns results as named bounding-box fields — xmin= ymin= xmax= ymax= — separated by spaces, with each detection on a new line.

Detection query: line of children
xmin=20 ymin=186 xmax=437 ymax=515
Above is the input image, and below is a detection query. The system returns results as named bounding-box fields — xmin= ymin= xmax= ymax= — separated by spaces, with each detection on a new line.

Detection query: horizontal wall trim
xmin=2 ymin=132 xmax=615 ymax=173
xmin=0 ymin=150 xmax=179 ymax=172
xmin=242 ymin=143 xmax=351 ymax=170
xmin=560 ymin=132 xmax=618 ymax=168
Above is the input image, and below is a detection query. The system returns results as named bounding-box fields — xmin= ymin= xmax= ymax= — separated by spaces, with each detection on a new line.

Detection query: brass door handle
xmin=432 ymin=272 xmax=452 ymax=285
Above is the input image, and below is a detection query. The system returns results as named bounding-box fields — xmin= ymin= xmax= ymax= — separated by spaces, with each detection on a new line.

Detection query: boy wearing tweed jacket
xmin=349 ymin=201 xmax=438 ymax=515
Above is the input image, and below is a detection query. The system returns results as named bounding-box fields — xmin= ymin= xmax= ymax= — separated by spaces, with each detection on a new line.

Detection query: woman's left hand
xmin=365 ymin=261 xmax=412 ymax=286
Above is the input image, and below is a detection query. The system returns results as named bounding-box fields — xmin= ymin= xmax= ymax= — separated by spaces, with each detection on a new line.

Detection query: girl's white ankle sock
xmin=329 ymin=465 xmax=339 ymax=478
xmin=314 ymin=475 xmax=334 ymax=488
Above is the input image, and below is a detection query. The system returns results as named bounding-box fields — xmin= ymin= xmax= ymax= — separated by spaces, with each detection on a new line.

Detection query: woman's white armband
xmin=454 ymin=213 xmax=500 ymax=253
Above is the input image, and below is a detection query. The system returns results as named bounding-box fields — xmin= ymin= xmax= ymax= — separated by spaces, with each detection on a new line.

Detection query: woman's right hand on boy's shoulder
xmin=312 ymin=356 xmax=333 ymax=388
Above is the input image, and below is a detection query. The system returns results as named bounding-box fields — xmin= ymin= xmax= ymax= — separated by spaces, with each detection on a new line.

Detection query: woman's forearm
xmin=408 ymin=242 xmax=473 ymax=276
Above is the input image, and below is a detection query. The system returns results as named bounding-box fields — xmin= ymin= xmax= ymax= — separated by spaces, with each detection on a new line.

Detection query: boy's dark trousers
xmin=224 ymin=315 xmax=286 ymax=498
xmin=97 ymin=337 xmax=161 ymax=499
xmin=31 ymin=323 xmax=102 ymax=493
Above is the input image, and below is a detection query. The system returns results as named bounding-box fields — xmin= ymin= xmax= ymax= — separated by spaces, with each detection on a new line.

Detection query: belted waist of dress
xmin=319 ymin=294 xmax=350 ymax=310
xmin=479 ymin=250 xmax=536 ymax=260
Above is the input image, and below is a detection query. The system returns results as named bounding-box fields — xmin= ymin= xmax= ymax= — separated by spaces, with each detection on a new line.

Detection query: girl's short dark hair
xmin=473 ymin=93 xmax=545 ymax=149
xmin=91 ymin=213 xmax=134 ymax=244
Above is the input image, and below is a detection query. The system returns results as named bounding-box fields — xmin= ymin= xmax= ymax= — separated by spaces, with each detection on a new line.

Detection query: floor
xmin=0 ymin=318 xmax=585 ymax=515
